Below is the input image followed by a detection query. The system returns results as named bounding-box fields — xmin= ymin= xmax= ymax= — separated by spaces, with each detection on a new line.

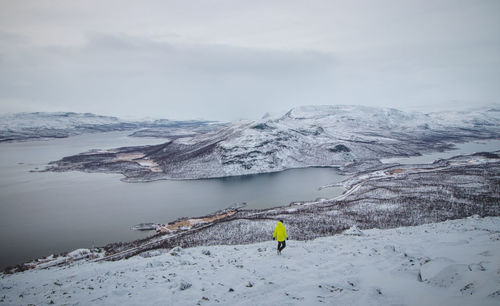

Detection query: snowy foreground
xmin=2 ymin=217 xmax=500 ymax=305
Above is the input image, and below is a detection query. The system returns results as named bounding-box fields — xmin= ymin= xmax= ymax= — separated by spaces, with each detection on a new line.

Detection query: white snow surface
xmin=2 ymin=216 xmax=500 ymax=305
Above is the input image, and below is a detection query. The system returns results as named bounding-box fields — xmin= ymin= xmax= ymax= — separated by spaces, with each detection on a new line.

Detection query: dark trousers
xmin=277 ymin=240 xmax=286 ymax=252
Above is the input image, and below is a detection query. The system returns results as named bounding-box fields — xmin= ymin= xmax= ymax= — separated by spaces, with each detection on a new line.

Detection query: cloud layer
xmin=0 ymin=0 xmax=499 ymax=120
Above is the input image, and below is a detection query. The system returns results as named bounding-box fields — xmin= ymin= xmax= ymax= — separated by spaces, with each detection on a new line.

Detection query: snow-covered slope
xmin=0 ymin=112 xmax=222 ymax=142
xmin=0 ymin=112 xmax=137 ymax=142
xmin=48 ymin=105 xmax=500 ymax=181
xmin=1 ymin=216 xmax=499 ymax=305
xmin=172 ymin=105 xmax=500 ymax=178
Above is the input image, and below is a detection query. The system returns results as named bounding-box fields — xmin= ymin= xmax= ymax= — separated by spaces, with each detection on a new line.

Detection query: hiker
xmin=273 ymin=219 xmax=288 ymax=255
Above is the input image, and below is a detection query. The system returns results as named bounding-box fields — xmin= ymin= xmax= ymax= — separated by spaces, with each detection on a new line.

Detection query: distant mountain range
xmin=0 ymin=112 xmax=224 ymax=142
xmin=45 ymin=105 xmax=500 ymax=181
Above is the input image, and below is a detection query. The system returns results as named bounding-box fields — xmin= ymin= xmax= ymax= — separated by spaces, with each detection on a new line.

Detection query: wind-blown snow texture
xmin=0 ymin=112 xmax=222 ymax=142
xmin=47 ymin=105 xmax=500 ymax=181
xmin=1 ymin=217 xmax=499 ymax=305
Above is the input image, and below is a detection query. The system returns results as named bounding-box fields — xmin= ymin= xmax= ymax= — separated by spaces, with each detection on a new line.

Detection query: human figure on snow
xmin=273 ymin=219 xmax=288 ymax=255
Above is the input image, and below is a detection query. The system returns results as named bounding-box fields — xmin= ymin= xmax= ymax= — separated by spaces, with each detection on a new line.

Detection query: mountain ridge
xmin=45 ymin=105 xmax=500 ymax=181
xmin=0 ymin=112 xmax=223 ymax=142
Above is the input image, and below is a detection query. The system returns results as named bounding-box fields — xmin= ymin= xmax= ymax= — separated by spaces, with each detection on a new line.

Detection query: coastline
xmin=6 ymin=150 xmax=499 ymax=274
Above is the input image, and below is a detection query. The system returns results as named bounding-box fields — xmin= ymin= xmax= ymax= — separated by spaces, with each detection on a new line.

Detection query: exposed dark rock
xmin=328 ymin=144 xmax=351 ymax=153
xmin=251 ymin=123 xmax=274 ymax=130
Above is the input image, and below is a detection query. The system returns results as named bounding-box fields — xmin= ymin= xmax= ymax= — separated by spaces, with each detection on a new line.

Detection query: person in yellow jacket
xmin=273 ymin=219 xmax=288 ymax=255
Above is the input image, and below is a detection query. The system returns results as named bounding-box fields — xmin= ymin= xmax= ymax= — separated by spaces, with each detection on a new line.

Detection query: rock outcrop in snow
xmin=343 ymin=225 xmax=364 ymax=236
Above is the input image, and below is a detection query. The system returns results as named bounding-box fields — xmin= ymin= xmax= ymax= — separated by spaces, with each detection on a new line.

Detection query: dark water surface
xmin=3 ymin=133 xmax=498 ymax=269
xmin=0 ymin=132 xmax=345 ymax=268
xmin=381 ymin=139 xmax=500 ymax=164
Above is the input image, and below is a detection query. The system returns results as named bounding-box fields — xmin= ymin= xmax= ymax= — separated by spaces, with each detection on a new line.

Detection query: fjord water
xmin=381 ymin=139 xmax=500 ymax=164
xmin=0 ymin=132 xmax=345 ymax=268
xmin=1 ymin=133 xmax=498 ymax=269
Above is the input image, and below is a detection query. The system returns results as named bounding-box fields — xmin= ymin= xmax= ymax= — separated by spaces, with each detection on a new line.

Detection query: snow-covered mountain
xmin=1 ymin=216 xmax=499 ymax=305
xmin=170 ymin=105 xmax=500 ymax=177
xmin=48 ymin=105 xmax=500 ymax=181
xmin=0 ymin=112 xmax=223 ymax=142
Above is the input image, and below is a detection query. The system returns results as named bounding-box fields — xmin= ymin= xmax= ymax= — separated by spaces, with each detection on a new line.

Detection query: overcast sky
xmin=0 ymin=0 xmax=499 ymax=121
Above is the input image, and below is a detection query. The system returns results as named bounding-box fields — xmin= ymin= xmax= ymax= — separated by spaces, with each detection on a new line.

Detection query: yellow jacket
xmin=273 ymin=221 xmax=287 ymax=242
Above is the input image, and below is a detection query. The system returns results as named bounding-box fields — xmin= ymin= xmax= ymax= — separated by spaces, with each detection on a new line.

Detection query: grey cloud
xmin=0 ymin=33 xmax=337 ymax=120
xmin=1 ymin=1 xmax=499 ymax=119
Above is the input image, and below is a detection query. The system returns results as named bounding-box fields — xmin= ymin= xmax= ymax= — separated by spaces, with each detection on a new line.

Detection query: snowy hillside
xmin=0 ymin=112 xmax=122 ymax=141
xmin=47 ymin=105 xmax=500 ymax=181
xmin=1 ymin=216 xmax=499 ymax=305
xmin=214 ymin=105 xmax=499 ymax=175
xmin=0 ymin=112 xmax=222 ymax=142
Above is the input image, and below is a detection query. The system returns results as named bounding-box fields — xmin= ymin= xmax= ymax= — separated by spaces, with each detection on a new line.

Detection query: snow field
xmin=1 ymin=216 xmax=499 ymax=305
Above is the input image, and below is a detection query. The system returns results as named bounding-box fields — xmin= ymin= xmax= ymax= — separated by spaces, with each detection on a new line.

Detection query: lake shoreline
xmin=5 ymin=150 xmax=499 ymax=274
xmin=1 ymin=134 xmax=499 ymax=270
xmin=0 ymin=132 xmax=347 ymax=269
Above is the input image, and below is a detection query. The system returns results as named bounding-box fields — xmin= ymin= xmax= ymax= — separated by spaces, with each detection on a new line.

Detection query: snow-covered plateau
xmin=0 ymin=112 xmax=222 ymax=142
xmin=1 ymin=216 xmax=499 ymax=306
xmin=45 ymin=105 xmax=500 ymax=181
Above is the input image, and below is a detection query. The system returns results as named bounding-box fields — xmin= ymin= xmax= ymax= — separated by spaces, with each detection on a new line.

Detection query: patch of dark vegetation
xmin=3 ymin=264 xmax=31 ymax=274
xmin=251 ymin=123 xmax=274 ymax=130
xmin=472 ymin=152 xmax=500 ymax=159
xmin=291 ymin=126 xmax=324 ymax=136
